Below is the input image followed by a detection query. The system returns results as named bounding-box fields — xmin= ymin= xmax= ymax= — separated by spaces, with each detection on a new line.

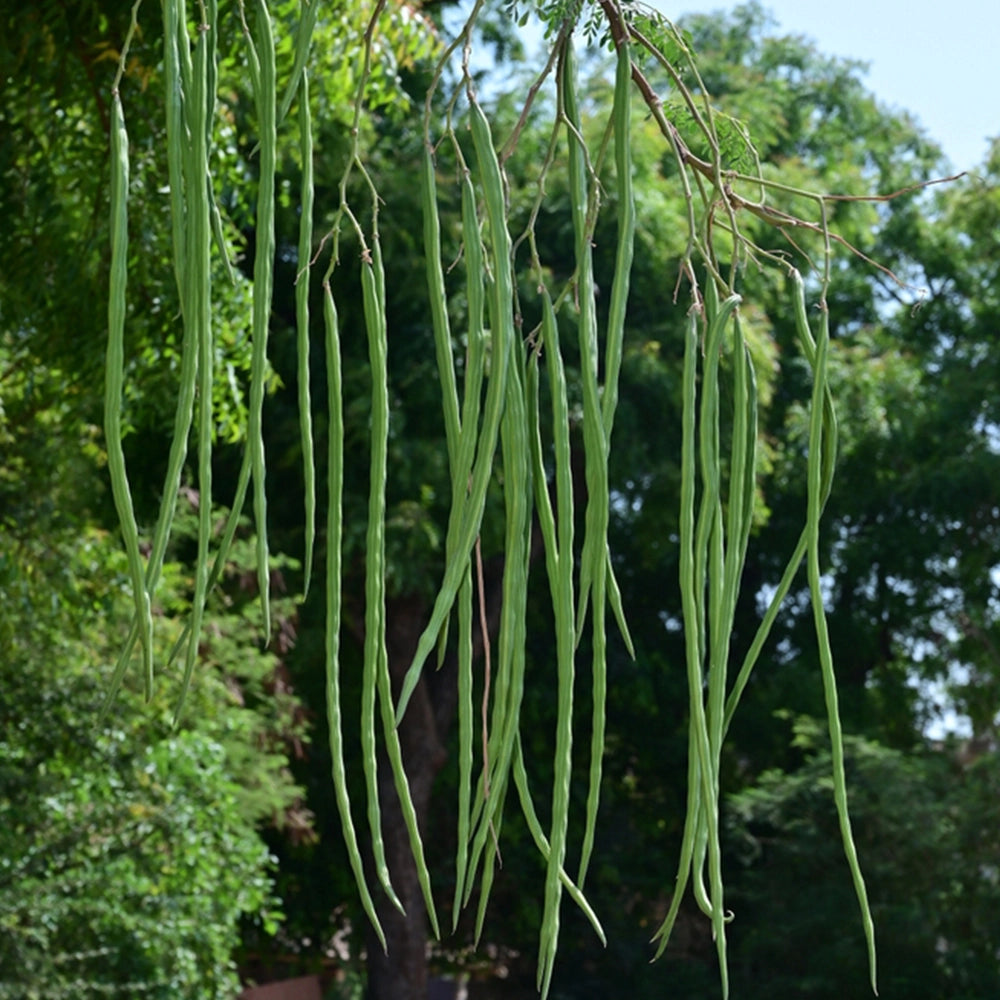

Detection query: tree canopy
xmin=2 ymin=1 xmax=999 ymax=998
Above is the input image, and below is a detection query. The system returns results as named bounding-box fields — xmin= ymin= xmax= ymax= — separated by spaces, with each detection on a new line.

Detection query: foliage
xmin=190 ymin=3 xmax=999 ymax=994
xmin=0 ymin=503 xmax=306 ymax=998
xmin=726 ymin=721 xmax=1000 ymax=999
xmin=0 ymin=731 xmax=278 ymax=1000
xmin=3 ymin=0 xmax=1000 ymax=998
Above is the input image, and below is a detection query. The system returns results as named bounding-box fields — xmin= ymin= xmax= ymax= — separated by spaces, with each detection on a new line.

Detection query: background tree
xmin=0 ymin=498 xmax=305 ymax=999
xmin=726 ymin=722 xmax=1000 ymax=1000
xmin=2 ymin=1 xmax=999 ymax=999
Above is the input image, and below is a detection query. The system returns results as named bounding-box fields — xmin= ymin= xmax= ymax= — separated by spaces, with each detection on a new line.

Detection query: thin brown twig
xmin=499 ymin=24 xmax=567 ymax=164
xmin=823 ymin=172 xmax=966 ymax=201
xmin=596 ymin=0 xmax=714 ymax=181
xmin=724 ymin=187 xmax=915 ymax=289
xmin=596 ymin=0 xmax=961 ymax=290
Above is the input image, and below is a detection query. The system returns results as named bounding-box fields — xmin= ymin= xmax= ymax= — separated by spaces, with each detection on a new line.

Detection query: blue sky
xmin=659 ymin=0 xmax=1000 ymax=172
xmin=655 ymin=2 xmax=993 ymax=739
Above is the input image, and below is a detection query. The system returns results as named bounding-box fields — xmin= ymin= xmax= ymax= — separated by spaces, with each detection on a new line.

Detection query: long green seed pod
xmin=102 ymin=17 xmax=200 ymax=714
xmin=513 ymin=737 xmax=607 ymax=946
xmin=521 ymin=296 xmax=579 ymax=984
xmin=487 ymin=344 xmax=532 ymax=797
xmin=457 ymin=169 xmax=487 ymax=484
xmin=322 ymin=281 xmax=386 ymax=949
xmin=375 ymin=638 xmax=442 ymax=936
xmin=395 ymin=100 xmax=513 ymax=723
xmin=366 ymin=235 xmax=441 ymax=937
xmin=537 ymin=293 xmax=578 ymax=921
xmin=421 ymin=143 xmax=461 ymax=464
xmin=652 ymin=287 xmax=743 ymax=999
xmin=247 ymin=0 xmax=276 ymax=641
xmin=277 ymin=0 xmax=322 ymax=128
xmin=601 ymin=31 xmax=634 ymax=442
xmin=652 ymin=722 xmax=702 ymax=956
xmin=699 ymin=285 xmax=742 ymax=999
xmin=105 ymin=87 xmax=154 ymax=698
xmin=296 ymin=71 xmax=316 ymax=597
xmin=576 ymin=33 xmax=639 ymax=882
xmin=560 ymin=37 xmax=612 ymax=898
xmin=599 ymin=27 xmax=637 ymax=659
xmin=452 ymin=566 xmax=475 ymax=930
xmin=806 ymin=304 xmax=877 ymax=995
xmin=161 ymin=0 xmax=187 ymax=301
xmin=203 ymin=0 xmax=235 ymax=285
xmin=422 ymin=141 xmax=464 ymax=669
xmin=462 ymin=345 xmax=532 ymax=909
xmin=452 ymin=168 xmax=487 ymax=928
xmin=564 ymin=38 xmax=609 ymax=644
xmin=177 ymin=14 xmax=215 ymax=720
xmin=537 ymin=93 xmax=588 ymax=975
xmin=358 ymin=255 xmax=404 ymax=915
xmin=723 ymin=272 xmax=836 ymax=733
xmin=471 ymin=775 xmax=507 ymax=944
xmin=709 ymin=286 xmax=735 ymax=987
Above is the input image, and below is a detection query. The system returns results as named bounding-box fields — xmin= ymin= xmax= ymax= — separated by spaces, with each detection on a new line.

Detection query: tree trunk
xmin=364 ymin=594 xmax=450 ymax=1000
xmin=360 ymin=463 xmax=554 ymax=999
xmin=363 ymin=547 xmax=517 ymax=1000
